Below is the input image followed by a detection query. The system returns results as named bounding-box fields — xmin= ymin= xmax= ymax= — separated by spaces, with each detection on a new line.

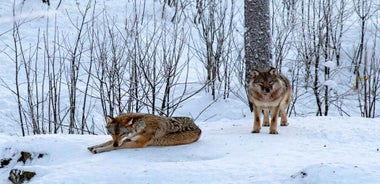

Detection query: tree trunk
xmin=244 ymin=0 xmax=272 ymax=111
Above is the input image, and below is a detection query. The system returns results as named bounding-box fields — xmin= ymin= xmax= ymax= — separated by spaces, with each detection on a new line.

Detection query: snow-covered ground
xmin=1 ymin=116 xmax=379 ymax=184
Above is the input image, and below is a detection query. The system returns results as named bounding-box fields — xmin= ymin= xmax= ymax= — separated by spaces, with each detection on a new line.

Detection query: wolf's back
xmin=151 ymin=117 xmax=201 ymax=146
xmin=167 ymin=117 xmax=200 ymax=132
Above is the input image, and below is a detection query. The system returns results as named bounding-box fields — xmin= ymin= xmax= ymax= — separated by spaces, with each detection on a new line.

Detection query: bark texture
xmin=244 ymin=0 xmax=272 ymax=111
xmin=244 ymin=0 xmax=272 ymax=84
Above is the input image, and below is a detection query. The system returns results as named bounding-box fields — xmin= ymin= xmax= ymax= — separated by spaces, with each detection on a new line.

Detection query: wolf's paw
xmin=262 ymin=123 xmax=270 ymax=127
xmin=269 ymin=130 xmax=278 ymax=134
xmin=280 ymin=122 xmax=289 ymax=126
xmin=90 ymin=149 xmax=98 ymax=154
xmin=251 ymin=130 xmax=260 ymax=133
xmin=87 ymin=147 xmax=98 ymax=154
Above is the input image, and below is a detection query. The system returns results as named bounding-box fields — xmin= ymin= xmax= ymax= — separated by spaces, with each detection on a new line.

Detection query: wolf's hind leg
xmin=280 ymin=105 xmax=289 ymax=126
xmin=262 ymin=109 xmax=270 ymax=127
xmin=280 ymin=111 xmax=288 ymax=126
xmin=152 ymin=129 xmax=201 ymax=146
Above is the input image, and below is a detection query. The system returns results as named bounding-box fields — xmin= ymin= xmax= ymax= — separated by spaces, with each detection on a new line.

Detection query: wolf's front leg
xmin=90 ymin=144 xmax=117 ymax=154
xmin=269 ymin=106 xmax=280 ymax=134
xmin=91 ymin=137 xmax=150 ymax=153
xmin=117 ymin=135 xmax=151 ymax=149
xmin=252 ymin=106 xmax=262 ymax=133
xmin=88 ymin=140 xmax=113 ymax=154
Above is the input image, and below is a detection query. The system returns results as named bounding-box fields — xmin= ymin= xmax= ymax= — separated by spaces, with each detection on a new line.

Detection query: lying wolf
xmin=88 ymin=113 xmax=201 ymax=153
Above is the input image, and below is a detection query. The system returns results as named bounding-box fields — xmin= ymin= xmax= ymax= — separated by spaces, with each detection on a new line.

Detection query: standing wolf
xmin=88 ymin=113 xmax=201 ymax=153
xmin=247 ymin=67 xmax=292 ymax=134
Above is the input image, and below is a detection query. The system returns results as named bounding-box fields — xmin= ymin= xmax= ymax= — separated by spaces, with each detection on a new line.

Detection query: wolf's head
xmin=250 ymin=67 xmax=282 ymax=96
xmin=105 ymin=116 xmax=146 ymax=147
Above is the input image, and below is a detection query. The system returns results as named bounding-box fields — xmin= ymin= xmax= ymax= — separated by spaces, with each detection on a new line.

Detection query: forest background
xmin=0 ymin=0 xmax=379 ymax=136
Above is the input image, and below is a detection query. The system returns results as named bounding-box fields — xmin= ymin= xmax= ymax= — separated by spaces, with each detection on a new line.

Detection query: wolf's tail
xmin=152 ymin=117 xmax=201 ymax=146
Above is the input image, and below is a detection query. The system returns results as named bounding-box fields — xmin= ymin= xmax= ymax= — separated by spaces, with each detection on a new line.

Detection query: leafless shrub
xmin=4 ymin=1 xmax=97 ymax=135
xmin=351 ymin=0 xmax=380 ymax=117
xmin=353 ymin=37 xmax=380 ymax=118
xmin=122 ymin=0 xmax=204 ymax=116
xmin=291 ymin=0 xmax=352 ymax=116
xmin=193 ymin=0 xmax=237 ymax=100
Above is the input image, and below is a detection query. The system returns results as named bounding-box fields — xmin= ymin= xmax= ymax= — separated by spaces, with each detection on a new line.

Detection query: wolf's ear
xmin=106 ymin=116 xmax=114 ymax=124
xmin=268 ymin=67 xmax=278 ymax=76
xmin=127 ymin=118 xmax=134 ymax=125
xmin=251 ymin=70 xmax=260 ymax=78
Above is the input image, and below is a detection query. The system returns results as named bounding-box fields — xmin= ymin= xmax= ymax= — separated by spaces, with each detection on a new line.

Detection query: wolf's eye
xmin=269 ymin=79 xmax=277 ymax=84
xmin=119 ymin=127 xmax=130 ymax=136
